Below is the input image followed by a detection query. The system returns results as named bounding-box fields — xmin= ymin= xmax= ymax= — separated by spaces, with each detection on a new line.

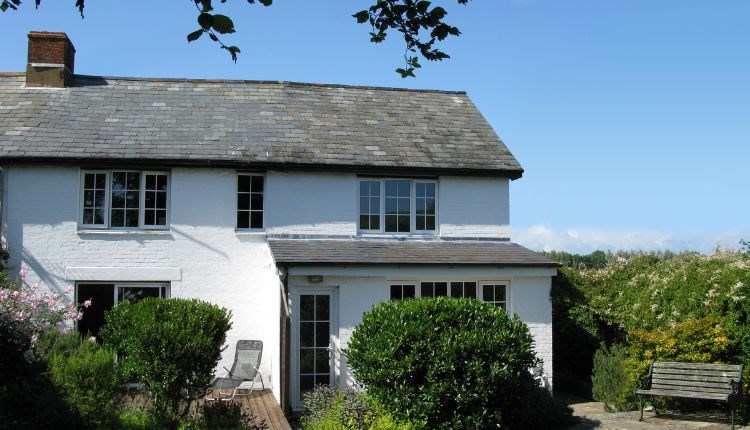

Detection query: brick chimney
xmin=26 ymin=31 xmax=76 ymax=88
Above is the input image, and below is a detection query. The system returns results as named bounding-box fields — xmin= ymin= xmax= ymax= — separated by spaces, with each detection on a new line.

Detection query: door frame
xmin=290 ymin=286 xmax=340 ymax=410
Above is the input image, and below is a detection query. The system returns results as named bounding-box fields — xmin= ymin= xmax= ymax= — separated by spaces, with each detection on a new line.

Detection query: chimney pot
xmin=26 ymin=31 xmax=76 ymax=88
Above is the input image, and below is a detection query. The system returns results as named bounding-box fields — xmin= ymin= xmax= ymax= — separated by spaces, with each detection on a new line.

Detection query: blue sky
xmin=2 ymin=1 xmax=748 ymax=254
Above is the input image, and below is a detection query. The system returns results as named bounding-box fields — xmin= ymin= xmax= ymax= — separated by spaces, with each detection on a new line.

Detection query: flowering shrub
xmin=0 ymin=266 xmax=89 ymax=349
xmin=552 ymin=249 xmax=750 ymax=413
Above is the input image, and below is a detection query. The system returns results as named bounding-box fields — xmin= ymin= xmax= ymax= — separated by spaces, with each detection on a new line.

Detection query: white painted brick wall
xmin=439 ymin=176 xmax=510 ymax=238
xmin=2 ymin=166 xmax=282 ymax=401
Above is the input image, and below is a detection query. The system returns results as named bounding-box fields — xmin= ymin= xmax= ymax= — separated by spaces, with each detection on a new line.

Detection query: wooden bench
xmin=635 ymin=362 xmax=744 ymax=429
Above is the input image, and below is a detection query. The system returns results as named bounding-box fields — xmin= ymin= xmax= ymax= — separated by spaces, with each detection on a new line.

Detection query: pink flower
xmin=83 ymin=299 xmax=92 ymax=308
xmin=19 ymin=267 xmax=28 ymax=279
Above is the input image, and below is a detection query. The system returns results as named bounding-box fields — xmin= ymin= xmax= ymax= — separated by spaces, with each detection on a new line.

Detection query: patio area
xmin=200 ymin=390 xmax=292 ymax=430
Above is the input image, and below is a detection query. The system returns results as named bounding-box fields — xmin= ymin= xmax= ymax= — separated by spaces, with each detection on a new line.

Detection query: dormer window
xmin=80 ymin=170 xmax=169 ymax=230
xmin=358 ymin=178 xmax=437 ymax=234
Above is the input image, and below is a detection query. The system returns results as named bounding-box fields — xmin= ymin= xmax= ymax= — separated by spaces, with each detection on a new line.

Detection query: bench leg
xmin=731 ymin=406 xmax=735 ymax=430
xmin=639 ymin=395 xmax=644 ymax=422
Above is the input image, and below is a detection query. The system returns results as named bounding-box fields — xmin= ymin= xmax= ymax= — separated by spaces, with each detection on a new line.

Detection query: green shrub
xmin=0 ymin=311 xmax=78 ymax=429
xmin=195 ymin=400 xmax=269 ymax=430
xmin=301 ymin=385 xmax=417 ymax=430
xmin=100 ymin=298 xmax=232 ymax=426
xmin=345 ymin=297 xmax=572 ymax=430
xmin=591 ymin=343 xmax=631 ymax=412
xmin=49 ymin=337 xmax=121 ymax=429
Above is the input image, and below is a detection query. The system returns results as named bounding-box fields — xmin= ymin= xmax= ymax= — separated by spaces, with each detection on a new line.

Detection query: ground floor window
xmin=389 ymin=281 xmax=508 ymax=309
xmin=76 ymin=283 xmax=169 ymax=338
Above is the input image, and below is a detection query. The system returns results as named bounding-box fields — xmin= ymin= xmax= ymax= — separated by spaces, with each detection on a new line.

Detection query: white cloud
xmin=513 ymin=225 xmax=748 ymax=254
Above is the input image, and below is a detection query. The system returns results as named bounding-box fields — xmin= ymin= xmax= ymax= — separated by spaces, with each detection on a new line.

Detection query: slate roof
xmin=0 ymin=73 xmax=523 ymax=177
xmin=268 ymin=239 xmax=557 ymax=267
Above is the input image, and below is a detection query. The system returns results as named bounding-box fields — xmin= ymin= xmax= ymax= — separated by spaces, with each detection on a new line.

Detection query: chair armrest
xmin=730 ymin=378 xmax=741 ymax=396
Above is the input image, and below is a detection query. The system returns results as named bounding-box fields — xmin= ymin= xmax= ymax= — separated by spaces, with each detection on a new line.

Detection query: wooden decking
xmin=202 ymin=389 xmax=292 ymax=430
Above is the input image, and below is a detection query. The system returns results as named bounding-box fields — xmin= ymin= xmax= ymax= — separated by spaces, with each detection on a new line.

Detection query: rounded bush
xmin=100 ymin=298 xmax=232 ymax=424
xmin=345 ymin=297 xmax=570 ymax=429
xmin=49 ymin=337 xmax=121 ymax=428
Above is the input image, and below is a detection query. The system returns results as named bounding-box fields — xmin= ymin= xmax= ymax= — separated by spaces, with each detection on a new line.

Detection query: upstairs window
xmin=80 ymin=170 xmax=169 ymax=229
xmin=237 ymin=174 xmax=264 ymax=229
xmin=359 ymin=178 xmax=437 ymax=234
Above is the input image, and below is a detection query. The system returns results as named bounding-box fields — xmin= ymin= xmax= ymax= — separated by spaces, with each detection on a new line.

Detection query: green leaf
xmin=186 ymin=29 xmax=203 ymax=43
xmin=197 ymin=12 xmax=213 ymax=30
xmin=211 ymin=14 xmax=235 ymax=34
xmin=352 ymin=10 xmax=369 ymax=23
xmin=0 ymin=2 xmax=8 ymax=12
xmin=209 ymin=33 xmax=218 ymax=42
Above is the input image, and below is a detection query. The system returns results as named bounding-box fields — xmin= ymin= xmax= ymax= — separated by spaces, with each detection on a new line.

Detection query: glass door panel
xmin=298 ymin=293 xmax=332 ymax=398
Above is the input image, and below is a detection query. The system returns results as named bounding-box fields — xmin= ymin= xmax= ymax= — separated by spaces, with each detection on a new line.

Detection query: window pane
xmin=300 ymin=295 xmax=314 ymax=321
xmin=370 ymin=215 xmax=380 ymax=230
xmin=95 ymin=174 xmax=106 ymax=189
xmin=360 ymin=215 xmax=370 ymax=230
xmin=385 ymin=180 xmax=397 ymax=196
xmin=483 ymin=284 xmax=493 ymax=301
xmin=421 ymin=282 xmax=433 ymax=297
xmin=144 ymin=211 xmax=155 ymax=225
xmin=156 ymin=192 xmax=167 ymax=209
xmin=404 ymin=284 xmax=415 ymax=298
xmin=370 ymin=181 xmax=380 ymax=196
xmin=300 ymin=349 xmax=314 ymax=373
xmin=495 ymin=285 xmax=506 ymax=302
xmin=238 ymin=194 xmax=250 ymax=210
xmin=125 ymin=192 xmax=139 ymax=208
xmin=83 ymin=209 xmax=93 ymax=225
xmin=416 ymin=217 xmax=424 ymax=231
xmin=300 ymin=375 xmax=314 ymax=395
xmin=316 ymin=295 xmax=330 ymax=321
xmin=146 ymin=174 xmax=155 ymax=189
xmin=250 ymin=212 xmax=263 ymax=229
xmin=238 ymin=175 xmax=251 ymax=193
xmin=251 ymin=176 xmax=264 ymax=193
xmin=435 ymin=282 xmax=447 ymax=296
xmin=397 ymin=198 xmax=409 ymax=214
xmin=156 ymin=210 xmax=167 ymax=225
xmin=397 ymin=179 xmax=410 ymax=196
xmin=360 ymin=197 xmax=369 ymax=214
xmin=426 ymin=216 xmax=435 ymax=231
xmin=360 ymin=181 xmax=369 ymax=196
xmin=315 ymin=349 xmax=330 ymax=373
xmin=111 ymin=191 xmax=125 ymax=209
xmin=251 ymin=192 xmax=263 ymax=209
xmin=84 ymin=174 xmax=95 ymax=188
xmin=385 ymin=215 xmax=397 ymax=232
xmin=426 ymin=183 xmax=435 ymax=196
xmin=426 ymin=199 xmax=436 ymax=215
xmin=315 ymin=322 xmax=329 ymax=347
xmin=157 ymin=175 xmax=168 ymax=191
xmin=390 ymin=285 xmax=402 ymax=300
xmin=145 ymin=191 xmax=155 ymax=208
xmin=94 ymin=209 xmax=105 ymax=225
xmin=112 ymin=172 xmax=126 ymax=191
xmin=126 ymin=172 xmax=140 ymax=190
xmin=416 ymin=182 xmax=425 ymax=197
xmin=95 ymin=190 xmax=105 ymax=207
xmin=415 ymin=199 xmax=425 ymax=215
xmin=385 ymin=198 xmax=397 ymax=213
xmin=118 ymin=286 xmax=160 ymax=304
xmin=125 ymin=210 xmax=139 ymax=227
xmin=315 ymin=374 xmax=329 ymax=387
xmin=370 ymin=197 xmax=379 ymax=212
xmin=450 ymin=282 xmax=462 ymax=298
xmin=111 ymin=210 xmax=124 ymax=227
xmin=76 ymin=284 xmax=115 ymax=338
xmin=84 ymin=190 xmax=94 ymax=207
xmin=300 ymin=322 xmax=314 ymax=347
xmin=466 ymin=282 xmax=476 ymax=298
xmin=397 ymin=215 xmax=409 ymax=232
xmin=237 ymin=212 xmax=249 ymax=229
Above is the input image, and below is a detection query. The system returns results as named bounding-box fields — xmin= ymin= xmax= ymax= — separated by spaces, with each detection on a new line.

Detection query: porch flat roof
xmin=268 ymin=239 xmax=557 ymax=267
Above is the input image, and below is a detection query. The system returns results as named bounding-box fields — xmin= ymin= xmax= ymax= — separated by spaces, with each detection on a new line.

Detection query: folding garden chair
xmin=205 ymin=340 xmax=265 ymax=401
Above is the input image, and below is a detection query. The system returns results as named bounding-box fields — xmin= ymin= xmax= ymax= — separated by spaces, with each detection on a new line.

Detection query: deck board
xmin=186 ymin=389 xmax=292 ymax=430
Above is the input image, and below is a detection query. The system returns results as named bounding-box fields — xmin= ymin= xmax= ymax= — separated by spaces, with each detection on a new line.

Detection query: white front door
xmin=291 ymin=288 xmax=338 ymax=409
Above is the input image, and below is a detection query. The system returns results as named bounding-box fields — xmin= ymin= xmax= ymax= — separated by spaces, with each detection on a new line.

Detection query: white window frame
xmin=358 ymin=178 xmax=438 ymax=235
xmin=479 ymin=281 xmax=510 ymax=312
xmin=388 ymin=280 xmax=509 ymax=310
xmin=78 ymin=170 xmax=170 ymax=230
xmin=80 ymin=170 xmax=110 ymax=229
xmin=141 ymin=171 xmax=170 ymax=230
xmin=389 ymin=283 xmax=417 ymax=300
xmin=236 ymin=173 xmax=265 ymax=231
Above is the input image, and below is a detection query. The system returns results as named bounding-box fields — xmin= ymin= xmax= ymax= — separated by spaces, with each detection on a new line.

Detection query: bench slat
xmin=651 ymin=371 xmax=738 ymax=382
xmin=652 ymin=378 xmax=733 ymax=389
xmin=652 ymin=368 xmax=741 ymax=378
xmin=636 ymin=388 xmax=730 ymax=401
xmin=652 ymin=362 xmax=742 ymax=372
xmin=651 ymin=383 xmax=733 ymax=395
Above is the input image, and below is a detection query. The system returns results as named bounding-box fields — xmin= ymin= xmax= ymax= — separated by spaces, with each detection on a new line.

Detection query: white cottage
xmin=0 ymin=32 xmax=557 ymax=412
